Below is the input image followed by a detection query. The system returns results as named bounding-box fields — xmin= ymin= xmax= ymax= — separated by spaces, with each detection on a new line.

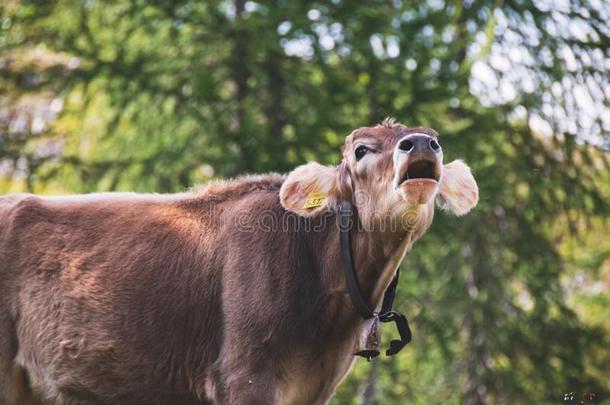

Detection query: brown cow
xmin=0 ymin=120 xmax=478 ymax=404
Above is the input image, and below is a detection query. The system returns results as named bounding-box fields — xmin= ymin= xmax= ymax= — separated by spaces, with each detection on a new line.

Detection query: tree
xmin=1 ymin=0 xmax=608 ymax=403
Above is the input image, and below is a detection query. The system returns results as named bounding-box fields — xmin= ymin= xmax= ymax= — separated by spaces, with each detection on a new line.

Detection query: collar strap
xmin=338 ymin=201 xmax=412 ymax=358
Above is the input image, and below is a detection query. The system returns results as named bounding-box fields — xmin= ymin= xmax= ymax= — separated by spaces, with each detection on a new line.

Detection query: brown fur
xmin=0 ymin=121 xmax=477 ymax=404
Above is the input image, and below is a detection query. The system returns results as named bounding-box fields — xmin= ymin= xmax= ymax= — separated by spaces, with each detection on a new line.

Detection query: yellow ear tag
xmin=303 ymin=191 xmax=326 ymax=209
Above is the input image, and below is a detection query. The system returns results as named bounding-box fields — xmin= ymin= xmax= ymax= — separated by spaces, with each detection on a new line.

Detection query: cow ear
xmin=436 ymin=160 xmax=479 ymax=216
xmin=280 ymin=162 xmax=349 ymax=217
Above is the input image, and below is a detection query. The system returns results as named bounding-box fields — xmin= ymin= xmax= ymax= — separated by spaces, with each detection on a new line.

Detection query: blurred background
xmin=1 ymin=0 xmax=609 ymax=403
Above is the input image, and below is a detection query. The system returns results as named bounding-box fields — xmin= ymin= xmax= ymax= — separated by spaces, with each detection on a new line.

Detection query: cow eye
xmin=355 ymin=145 xmax=370 ymax=161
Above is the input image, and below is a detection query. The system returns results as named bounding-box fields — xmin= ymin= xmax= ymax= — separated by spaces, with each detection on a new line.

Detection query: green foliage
xmin=1 ymin=0 xmax=609 ymax=403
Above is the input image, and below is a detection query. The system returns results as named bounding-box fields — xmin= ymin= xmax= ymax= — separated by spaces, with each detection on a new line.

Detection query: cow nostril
xmin=398 ymin=139 xmax=414 ymax=152
xmin=429 ymin=139 xmax=441 ymax=152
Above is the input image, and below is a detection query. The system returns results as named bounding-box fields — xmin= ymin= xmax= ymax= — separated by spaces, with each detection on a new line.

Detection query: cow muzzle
xmin=394 ymin=134 xmax=442 ymax=205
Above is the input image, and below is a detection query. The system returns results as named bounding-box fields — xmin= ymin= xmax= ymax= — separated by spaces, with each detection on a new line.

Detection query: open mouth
xmin=398 ymin=159 xmax=439 ymax=185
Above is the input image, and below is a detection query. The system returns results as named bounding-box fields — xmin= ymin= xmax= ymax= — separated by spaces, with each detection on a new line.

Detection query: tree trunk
xmin=361 ymin=359 xmax=379 ymax=405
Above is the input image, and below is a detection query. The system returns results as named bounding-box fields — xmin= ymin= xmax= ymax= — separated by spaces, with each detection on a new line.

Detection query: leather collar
xmin=338 ymin=201 xmax=412 ymax=359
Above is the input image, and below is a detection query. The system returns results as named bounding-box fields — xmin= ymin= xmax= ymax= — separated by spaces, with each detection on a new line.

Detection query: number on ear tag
xmin=303 ymin=191 xmax=325 ymax=209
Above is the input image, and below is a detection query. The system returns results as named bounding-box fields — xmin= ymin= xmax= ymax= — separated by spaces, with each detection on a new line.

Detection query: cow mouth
xmin=398 ymin=160 xmax=439 ymax=185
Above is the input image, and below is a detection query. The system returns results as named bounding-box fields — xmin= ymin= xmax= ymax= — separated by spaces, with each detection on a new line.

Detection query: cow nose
xmin=397 ymin=135 xmax=441 ymax=155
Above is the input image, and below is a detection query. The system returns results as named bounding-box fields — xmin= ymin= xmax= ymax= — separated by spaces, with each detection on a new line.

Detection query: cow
xmin=0 ymin=119 xmax=478 ymax=404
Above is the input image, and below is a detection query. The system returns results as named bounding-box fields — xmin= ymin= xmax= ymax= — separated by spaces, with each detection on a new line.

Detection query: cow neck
xmin=338 ymin=201 xmax=411 ymax=359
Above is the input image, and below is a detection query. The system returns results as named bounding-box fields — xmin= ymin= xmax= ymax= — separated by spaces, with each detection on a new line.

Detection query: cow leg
xmin=0 ymin=317 xmax=37 ymax=405
xmin=4 ymin=365 xmax=40 ymax=405
xmin=0 ymin=315 xmax=16 ymax=404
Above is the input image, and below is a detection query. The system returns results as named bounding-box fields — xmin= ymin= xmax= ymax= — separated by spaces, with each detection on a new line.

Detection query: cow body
xmin=0 ymin=121 xmax=478 ymax=404
xmin=0 ymin=179 xmax=404 ymax=404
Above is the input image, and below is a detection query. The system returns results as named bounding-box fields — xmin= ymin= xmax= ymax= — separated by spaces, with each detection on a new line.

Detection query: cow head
xmin=280 ymin=120 xmax=478 ymax=230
